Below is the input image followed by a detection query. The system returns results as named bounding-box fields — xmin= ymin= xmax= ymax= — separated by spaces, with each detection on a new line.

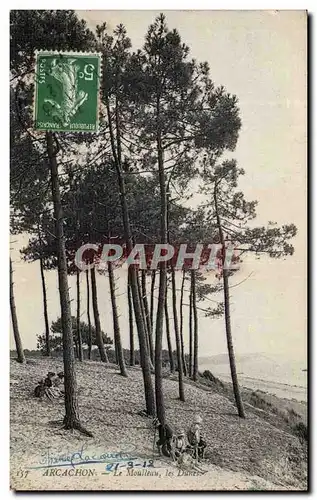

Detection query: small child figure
xmin=187 ymin=414 xmax=207 ymax=460
xmin=44 ymin=372 xmax=56 ymax=388
xmin=44 ymin=372 xmax=62 ymax=401
xmin=53 ymin=372 xmax=64 ymax=389
xmin=175 ymin=430 xmax=187 ymax=458
xmin=50 ymin=371 xmax=64 ymax=397
xmin=34 ymin=380 xmax=45 ymax=398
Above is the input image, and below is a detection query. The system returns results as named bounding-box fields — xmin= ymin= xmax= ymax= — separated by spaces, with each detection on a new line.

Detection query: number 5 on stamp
xmin=33 ymin=51 xmax=102 ymax=133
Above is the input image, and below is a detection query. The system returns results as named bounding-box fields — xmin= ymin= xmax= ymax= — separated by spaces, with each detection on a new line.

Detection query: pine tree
xmin=97 ymin=23 xmax=155 ymax=416
xmin=10 ymin=258 xmax=25 ymax=363
xmin=10 ymin=8 xmax=96 ymax=436
xmin=201 ymin=159 xmax=297 ymax=418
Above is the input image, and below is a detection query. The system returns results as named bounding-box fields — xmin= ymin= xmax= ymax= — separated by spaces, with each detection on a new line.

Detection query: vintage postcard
xmin=10 ymin=9 xmax=307 ymax=491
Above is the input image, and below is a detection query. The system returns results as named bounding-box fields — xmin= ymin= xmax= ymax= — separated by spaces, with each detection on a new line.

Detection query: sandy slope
xmin=10 ymin=358 xmax=307 ymax=491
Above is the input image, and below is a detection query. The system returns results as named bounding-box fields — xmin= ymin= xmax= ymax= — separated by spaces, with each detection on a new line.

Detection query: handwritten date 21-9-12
xmin=105 ymin=460 xmax=154 ymax=472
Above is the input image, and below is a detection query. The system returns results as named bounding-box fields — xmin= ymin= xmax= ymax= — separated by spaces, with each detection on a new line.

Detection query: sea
xmin=199 ymin=353 xmax=307 ymax=402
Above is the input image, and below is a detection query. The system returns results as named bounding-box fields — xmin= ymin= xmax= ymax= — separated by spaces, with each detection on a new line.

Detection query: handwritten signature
xmin=29 ymin=443 xmax=138 ymax=469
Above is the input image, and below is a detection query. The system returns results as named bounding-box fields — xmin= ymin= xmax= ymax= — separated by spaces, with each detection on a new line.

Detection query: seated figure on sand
xmin=34 ymin=372 xmax=64 ymax=401
xmin=186 ymin=414 xmax=207 ymax=460
xmin=34 ymin=379 xmax=46 ymax=398
xmin=174 ymin=429 xmax=187 ymax=458
xmin=53 ymin=372 xmax=64 ymax=391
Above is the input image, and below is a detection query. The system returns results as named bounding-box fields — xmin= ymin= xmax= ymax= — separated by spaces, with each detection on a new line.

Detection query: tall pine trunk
xmin=191 ymin=270 xmax=199 ymax=382
xmin=74 ymin=339 xmax=79 ymax=359
xmin=189 ymin=282 xmax=193 ymax=378
xmin=171 ymin=266 xmax=185 ymax=401
xmin=153 ymin=111 xmax=167 ymax=424
xmin=108 ymin=261 xmax=127 ymax=376
xmin=137 ymin=270 xmax=154 ymax=371
xmin=127 ymin=274 xmax=135 ymax=366
xmin=222 ymin=267 xmax=245 ymax=418
xmin=164 ymin=286 xmax=175 ymax=373
xmin=46 ymin=132 xmax=92 ymax=436
xmin=179 ymin=269 xmax=187 ymax=375
xmin=141 ymin=270 xmax=154 ymax=364
xmin=150 ymin=270 xmax=156 ymax=334
xmin=106 ymin=95 xmax=155 ymax=416
xmin=39 ymin=253 xmax=50 ymax=357
xmin=10 ymin=258 xmax=25 ymax=363
xmin=90 ymin=266 xmax=108 ymax=363
xmin=214 ymin=182 xmax=245 ymax=418
xmin=129 ymin=264 xmax=155 ymax=415
xmin=86 ymin=269 xmax=92 ymax=360
xmin=76 ymin=269 xmax=83 ymax=362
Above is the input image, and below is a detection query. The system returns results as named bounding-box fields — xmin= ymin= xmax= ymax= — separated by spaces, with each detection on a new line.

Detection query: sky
xmin=10 ymin=10 xmax=307 ymax=362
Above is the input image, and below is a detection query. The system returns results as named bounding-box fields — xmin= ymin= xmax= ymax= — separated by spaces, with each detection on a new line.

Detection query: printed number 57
xmin=79 ymin=64 xmax=95 ymax=81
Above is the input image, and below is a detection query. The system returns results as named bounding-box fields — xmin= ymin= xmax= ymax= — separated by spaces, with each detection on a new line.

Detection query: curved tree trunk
xmin=191 ymin=270 xmax=199 ymax=382
xmin=86 ymin=269 xmax=92 ymax=360
xmin=171 ymin=266 xmax=185 ymax=401
xmin=39 ymin=253 xmax=50 ymax=357
xmin=214 ymin=182 xmax=245 ymax=418
xmin=164 ymin=286 xmax=175 ymax=373
xmin=128 ymin=274 xmax=135 ymax=366
xmin=90 ymin=266 xmax=108 ymax=363
xmin=189 ymin=283 xmax=193 ymax=378
xmin=222 ymin=268 xmax=246 ymax=418
xmin=108 ymin=261 xmax=127 ymax=377
xmin=106 ymin=95 xmax=155 ymax=416
xmin=46 ymin=132 xmax=92 ymax=436
xmin=76 ymin=269 xmax=83 ymax=362
xmin=10 ymin=258 xmax=25 ymax=363
xmin=141 ymin=270 xmax=154 ymax=364
xmin=179 ymin=269 xmax=187 ymax=376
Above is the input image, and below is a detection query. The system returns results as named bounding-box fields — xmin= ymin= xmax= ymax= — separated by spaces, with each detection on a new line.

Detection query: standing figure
xmin=153 ymin=418 xmax=176 ymax=459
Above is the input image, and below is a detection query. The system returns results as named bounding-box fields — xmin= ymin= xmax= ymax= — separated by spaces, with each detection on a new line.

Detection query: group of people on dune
xmin=154 ymin=414 xmax=207 ymax=465
xmin=34 ymin=371 xmax=64 ymax=401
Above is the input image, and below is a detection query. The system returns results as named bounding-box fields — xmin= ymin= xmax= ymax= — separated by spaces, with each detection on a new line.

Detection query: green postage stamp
xmin=33 ymin=51 xmax=101 ymax=132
